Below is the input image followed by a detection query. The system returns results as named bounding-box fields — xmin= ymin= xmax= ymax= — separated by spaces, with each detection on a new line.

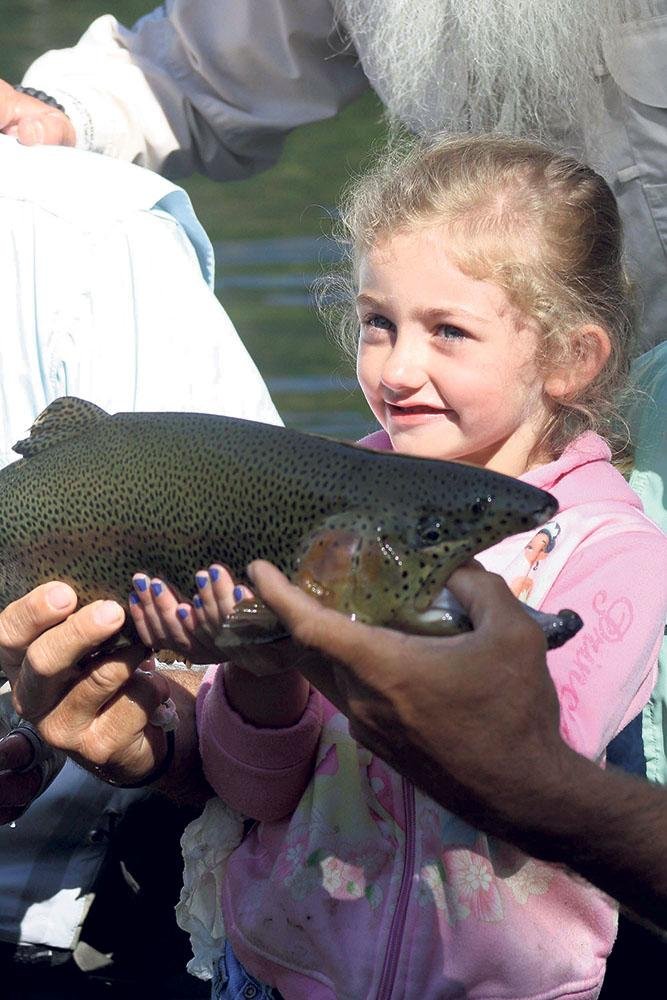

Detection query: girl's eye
xmin=365 ymin=313 xmax=395 ymax=331
xmin=437 ymin=323 xmax=467 ymax=341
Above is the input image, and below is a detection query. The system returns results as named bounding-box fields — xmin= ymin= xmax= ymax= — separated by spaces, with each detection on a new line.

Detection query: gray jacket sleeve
xmin=22 ymin=0 xmax=369 ymax=180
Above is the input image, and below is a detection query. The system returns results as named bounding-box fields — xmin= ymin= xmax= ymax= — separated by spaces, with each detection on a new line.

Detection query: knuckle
xmin=70 ymin=740 xmax=108 ymax=769
xmin=23 ymin=640 xmax=67 ymax=680
xmin=83 ymin=739 xmax=115 ymax=769
xmin=62 ymin=608 xmax=100 ymax=648
xmin=84 ymin=658 xmax=131 ymax=701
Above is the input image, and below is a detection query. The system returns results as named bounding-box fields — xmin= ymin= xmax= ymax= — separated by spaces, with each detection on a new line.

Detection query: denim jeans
xmin=211 ymin=941 xmax=280 ymax=1000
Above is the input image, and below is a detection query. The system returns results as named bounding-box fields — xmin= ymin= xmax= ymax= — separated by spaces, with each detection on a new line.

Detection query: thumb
xmin=445 ymin=560 xmax=525 ymax=630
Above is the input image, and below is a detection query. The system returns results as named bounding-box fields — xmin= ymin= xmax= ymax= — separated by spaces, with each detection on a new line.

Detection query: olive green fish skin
xmin=0 ymin=397 xmax=558 ymax=645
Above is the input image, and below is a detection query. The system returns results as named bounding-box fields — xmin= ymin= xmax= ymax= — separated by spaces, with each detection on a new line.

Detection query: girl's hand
xmin=128 ymin=564 xmax=299 ymax=676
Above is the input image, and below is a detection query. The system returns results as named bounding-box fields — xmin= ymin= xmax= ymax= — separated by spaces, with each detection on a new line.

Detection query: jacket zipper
xmin=376 ymin=778 xmax=416 ymax=1000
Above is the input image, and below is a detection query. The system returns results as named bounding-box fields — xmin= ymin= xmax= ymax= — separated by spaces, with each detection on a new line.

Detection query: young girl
xmin=130 ymin=136 xmax=667 ymax=999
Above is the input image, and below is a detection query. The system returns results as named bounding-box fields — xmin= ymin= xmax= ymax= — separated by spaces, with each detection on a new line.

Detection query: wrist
xmin=224 ymin=664 xmax=310 ymax=728
xmin=485 ymin=743 xmax=590 ymax=855
xmin=438 ymin=737 xmax=583 ymax=854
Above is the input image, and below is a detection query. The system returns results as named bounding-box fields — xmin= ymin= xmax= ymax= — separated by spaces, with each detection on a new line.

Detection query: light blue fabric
xmin=212 ymin=942 xmax=278 ymax=1000
xmin=627 ymin=344 xmax=667 ymax=783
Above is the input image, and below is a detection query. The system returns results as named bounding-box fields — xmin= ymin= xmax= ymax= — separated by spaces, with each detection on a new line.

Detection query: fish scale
xmin=0 ymin=397 xmax=581 ymax=650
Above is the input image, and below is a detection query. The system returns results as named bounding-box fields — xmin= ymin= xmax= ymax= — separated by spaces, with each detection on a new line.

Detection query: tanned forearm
xmin=247 ymin=559 xmax=667 ymax=933
xmin=489 ymin=745 xmax=667 ymax=931
xmin=223 ymin=664 xmax=310 ymax=728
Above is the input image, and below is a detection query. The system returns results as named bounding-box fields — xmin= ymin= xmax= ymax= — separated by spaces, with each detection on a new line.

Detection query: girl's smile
xmin=356 ymin=226 xmax=552 ymax=476
xmin=384 ymin=400 xmax=457 ymax=425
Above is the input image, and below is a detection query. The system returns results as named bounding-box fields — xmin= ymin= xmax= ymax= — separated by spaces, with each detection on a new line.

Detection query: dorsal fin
xmin=13 ymin=397 xmax=110 ymax=459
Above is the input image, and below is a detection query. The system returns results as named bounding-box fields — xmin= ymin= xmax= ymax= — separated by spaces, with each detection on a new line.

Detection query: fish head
xmin=293 ymin=465 xmax=557 ymax=627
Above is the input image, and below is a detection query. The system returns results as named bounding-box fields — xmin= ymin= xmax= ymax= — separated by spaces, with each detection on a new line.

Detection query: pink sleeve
xmin=543 ymin=531 xmax=667 ymax=759
xmin=196 ymin=665 xmax=324 ymax=821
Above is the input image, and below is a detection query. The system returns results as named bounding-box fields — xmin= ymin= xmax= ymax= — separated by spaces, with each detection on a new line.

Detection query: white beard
xmin=336 ymin=0 xmax=625 ymax=142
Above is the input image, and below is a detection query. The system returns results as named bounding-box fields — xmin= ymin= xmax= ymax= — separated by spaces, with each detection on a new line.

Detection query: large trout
xmin=0 ymin=397 xmax=581 ymax=650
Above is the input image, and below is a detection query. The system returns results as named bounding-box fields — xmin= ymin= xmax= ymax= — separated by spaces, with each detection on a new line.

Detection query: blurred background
xmin=2 ymin=0 xmax=389 ymax=437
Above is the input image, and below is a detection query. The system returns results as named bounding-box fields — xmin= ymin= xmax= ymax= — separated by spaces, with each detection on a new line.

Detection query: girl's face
xmin=356 ymin=226 xmax=552 ymax=476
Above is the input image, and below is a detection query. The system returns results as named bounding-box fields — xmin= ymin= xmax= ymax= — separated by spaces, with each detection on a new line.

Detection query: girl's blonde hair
xmin=329 ymin=134 xmax=637 ymax=463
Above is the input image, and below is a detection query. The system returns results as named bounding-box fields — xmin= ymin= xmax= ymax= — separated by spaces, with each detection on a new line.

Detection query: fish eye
xmin=470 ymin=496 xmax=493 ymax=517
xmin=416 ymin=514 xmax=444 ymax=547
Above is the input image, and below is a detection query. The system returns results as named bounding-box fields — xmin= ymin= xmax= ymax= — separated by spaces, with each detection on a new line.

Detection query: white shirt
xmin=0 ymin=133 xmax=280 ymax=951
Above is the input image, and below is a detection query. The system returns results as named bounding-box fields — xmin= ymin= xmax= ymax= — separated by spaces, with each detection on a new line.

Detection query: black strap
xmin=93 ymin=729 xmax=176 ymax=789
xmin=13 ymin=85 xmax=66 ymax=115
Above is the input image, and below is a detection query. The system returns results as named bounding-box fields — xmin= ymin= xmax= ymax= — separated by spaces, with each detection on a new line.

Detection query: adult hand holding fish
xmin=0 ymin=581 xmax=208 ymax=804
xmin=246 ymin=558 xmax=667 ymax=933
xmin=246 ymin=557 xmax=562 ymax=830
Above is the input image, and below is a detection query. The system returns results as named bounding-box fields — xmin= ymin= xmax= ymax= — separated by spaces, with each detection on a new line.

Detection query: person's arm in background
xmin=248 ymin=559 xmax=667 ymax=931
xmin=0 ymin=0 xmax=367 ymax=175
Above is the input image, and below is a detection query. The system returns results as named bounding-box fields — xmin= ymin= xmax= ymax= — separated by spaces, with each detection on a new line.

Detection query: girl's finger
xmin=193 ymin=569 xmax=217 ymax=636
xmin=170 ymin=602 xmax=227 ymax=664
xmin=211 ymin=563 xmax=249 ymax=617
xmin=131 ymin=574 xmax=168 ymax=647
xmin=128 ymin=591 xmax=154 ymax=648
xmin=159 ymin=599 xmax=199 ymax=655
xmin=194 ymin=564 xmax=234 ymax=630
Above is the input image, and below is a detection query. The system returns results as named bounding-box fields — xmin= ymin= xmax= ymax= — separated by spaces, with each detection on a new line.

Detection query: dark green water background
xmin=2 ymin=1 xmax=388 ymax=436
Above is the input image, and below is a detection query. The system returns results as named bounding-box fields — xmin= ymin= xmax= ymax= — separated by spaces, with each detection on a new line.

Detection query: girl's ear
xmin=544 ymin=324 xmax=611 ymax=400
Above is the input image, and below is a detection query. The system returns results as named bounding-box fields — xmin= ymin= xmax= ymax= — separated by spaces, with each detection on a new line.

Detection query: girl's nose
xmin=380 ymin=334 xmax=427 ymax=393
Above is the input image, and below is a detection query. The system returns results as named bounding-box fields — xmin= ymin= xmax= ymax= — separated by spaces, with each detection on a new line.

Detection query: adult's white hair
xmin=337 ymin=0 xmax=628 ymax=142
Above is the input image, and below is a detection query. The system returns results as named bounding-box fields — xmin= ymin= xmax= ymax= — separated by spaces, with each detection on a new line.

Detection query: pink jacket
xmin=197 ymin=433 xmax=667 ymax=999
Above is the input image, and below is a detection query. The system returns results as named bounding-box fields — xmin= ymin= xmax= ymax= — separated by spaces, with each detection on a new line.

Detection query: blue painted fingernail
xmin=129 ymin=592 xmax=139 ymax=605
xmin=134 ymin=576 xmax=148 ymax=592
xmin=193 ymin=595 xmax=203 ymax=609
xmin=210 ymin=566 xmax=220 ymax=582
xmin=233 ymin=586 xmax=244 ymax=602
xmin=176 ymin=607 xmax=189 ymax=620
xmin=151 ymin=581 xmax=163 ymax=597
xmin=196 ymin=574 xmax=208 ymax=589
